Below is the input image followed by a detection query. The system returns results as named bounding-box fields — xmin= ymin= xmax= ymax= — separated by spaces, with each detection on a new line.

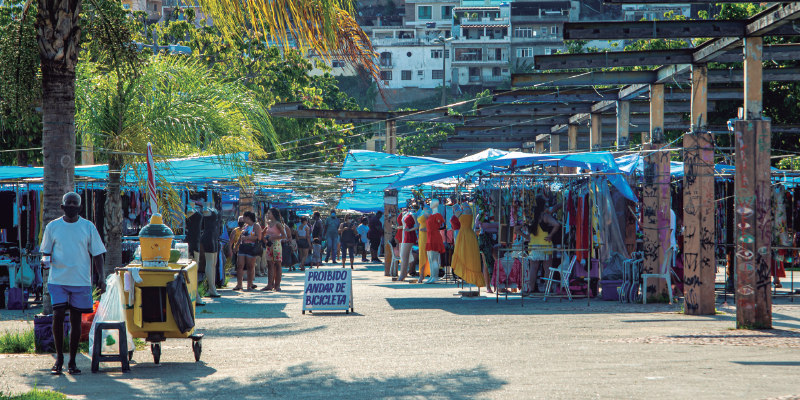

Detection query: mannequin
xmin=398 ymin=207 xmax=418 ymax=282
xmin=425 ymin=199 xmax=446 ymax=284
xmin=199 ymin=202 xmax=220 ymax=297
xmin=185 ymin=202 xmax=203 ymax=265
xmin=416 ymin=206 xmax=429 ymax=283
xmin=451 ymin=204 xmax=462 ymax=244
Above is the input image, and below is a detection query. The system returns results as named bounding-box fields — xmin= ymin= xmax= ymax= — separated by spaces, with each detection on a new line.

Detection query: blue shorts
xmin=48 ymin=284 xmax=94 ymax=313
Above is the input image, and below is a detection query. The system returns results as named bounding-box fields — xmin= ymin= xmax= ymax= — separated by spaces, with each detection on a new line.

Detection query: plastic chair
xmin=543 ymin=255 xmax=577 ymax=302
xmin=642 ymin=246 xmax=676 ymax=305
xmin=91 ymin=321 xmax=131 ymax=373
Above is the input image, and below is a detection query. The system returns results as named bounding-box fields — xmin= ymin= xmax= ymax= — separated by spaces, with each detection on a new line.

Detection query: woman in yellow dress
xmin=451 ymin=202 xmax=485 ymax=287
xmin=416 ymin=207 xmax=429 ymax=282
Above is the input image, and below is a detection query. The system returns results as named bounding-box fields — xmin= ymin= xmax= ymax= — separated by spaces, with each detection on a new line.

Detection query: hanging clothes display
xmin=773 ymin=186 xmax=789 ymax=280
xmin=451 ymin=204 xmax=484 ymax=287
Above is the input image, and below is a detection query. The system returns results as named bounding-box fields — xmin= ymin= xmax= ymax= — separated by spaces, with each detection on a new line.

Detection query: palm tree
xmin=76 ymin=54 xmax=276 ymax=277
xmin=28 ymin=0 xmax=376 ymax=262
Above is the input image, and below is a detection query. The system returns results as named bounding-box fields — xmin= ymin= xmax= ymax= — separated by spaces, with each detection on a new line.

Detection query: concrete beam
xmin=691 ymin=64 xmax=709 ymax=132
xmin=534 ymin=43 xmax=800 ymax=70
xmin=744 ymin=37 xmax=763 ymax=119
xmin=617 ymin=100 xmax=631 ymax=150
xmin=512 ymin=68 xmax=800 ymax=87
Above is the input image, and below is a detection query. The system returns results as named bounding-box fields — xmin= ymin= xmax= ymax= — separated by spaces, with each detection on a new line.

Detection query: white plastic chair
xmin=543 ymin=255 xmax=577 ymax=302
xmin=642 ymin=246 xmax=677 ymax=304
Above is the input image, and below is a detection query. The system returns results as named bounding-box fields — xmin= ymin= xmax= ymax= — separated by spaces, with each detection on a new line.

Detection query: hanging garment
xmin=0 ymin=192 xmax=16 ymax=230
xmin=426 ymin=213 xmax=446 ymax=253
xmin=576 ymin=196 xmax=590 ymax=264
xmin=417 ymin=213 xmax=429 ymax=277
xmin=451 ymin=209 xmax=485 ymax=287
xmin=773 ymin=186 xmax=789 ymax=279
xmin=491 ymin=257 xmax=522 ymax=289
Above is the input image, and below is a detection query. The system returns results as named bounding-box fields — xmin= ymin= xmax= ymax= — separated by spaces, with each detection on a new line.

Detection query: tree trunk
xmin=36 ymin=0 xmax=82 ymax=314
xmin=104 ymin=155 xmax=124 ymax=279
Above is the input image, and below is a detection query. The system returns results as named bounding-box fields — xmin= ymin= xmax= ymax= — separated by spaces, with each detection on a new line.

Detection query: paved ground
xmin=0 ymin=261 xmax=798 ymax=399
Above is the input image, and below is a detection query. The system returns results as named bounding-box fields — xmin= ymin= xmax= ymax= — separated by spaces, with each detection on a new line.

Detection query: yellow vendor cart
xmin=114 ymin=214 xmax=203 ymax=365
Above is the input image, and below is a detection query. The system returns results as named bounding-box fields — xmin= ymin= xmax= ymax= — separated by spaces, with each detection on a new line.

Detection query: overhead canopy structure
xmin=388 ymin=151 xmax=638 ymax=202
xmin=0 ymin=153 xmax=252 ymax=184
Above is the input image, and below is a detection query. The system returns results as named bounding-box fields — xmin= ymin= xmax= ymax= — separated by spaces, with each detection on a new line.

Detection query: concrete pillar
xmin=535 ymin=141 xmax=544 ymax=154
xmin=386 ymin=121 xmax=397 ymax=155
xmin=682 ymin=131 xmax=715 ymax=315
xmin=744 ymin=37 xmax=763 ymax=120
xmin=734 ymin=120 xmax=772 ymax=328
xmin=590 ymin=113 xmax=602 ymax=151
xmin=568 ymin=124 xmax=578 ymax=153
xmin=550 ymin=134 xmax=561 ymax=153
xmin=616 ymin=100 xmax=630 ymax=150
xmin=642 ymin=83 xmax=670 ymax=299
xmin=383 ymin=189 xmax=399 ymax=276
xmin=691 ymin=64 xmax=709 ymax=131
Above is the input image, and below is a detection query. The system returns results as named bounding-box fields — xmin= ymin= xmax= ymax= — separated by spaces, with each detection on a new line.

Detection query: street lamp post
xmin=433 ymin=36 xmax=454 ymax=107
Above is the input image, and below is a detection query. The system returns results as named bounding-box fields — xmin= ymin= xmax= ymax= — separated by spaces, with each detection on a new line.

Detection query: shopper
xmin=262 ymin=208 xmax=287 ymax=292
xmin=311 ymin=211 xmax=323 ymax=242
xmin=339 ymin=214 xmax=357 ymax=269
xmin=311 ymin=238 xmax=322 ymax=268
xmin=357 ymin=216 xmax=370 ymax=262
xmin=234 ymin=211 xmax=261 ymax=291
xmin=228 ymin=216 xmax=245 ymax=261
xmin=41 ymin=192 xmax=106 ymax=375
xmin=367 ymin=211 xmax=384 ymax=263
xmin=323 ymin=209 xmax=340 ymax=264
xmin=297 ymin=216 xmax=311 ymax=271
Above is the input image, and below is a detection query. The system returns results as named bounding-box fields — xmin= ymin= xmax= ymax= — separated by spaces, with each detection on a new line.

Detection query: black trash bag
xmin=602 ymin=252 xmax=626 ymax=281
xmin=166 ymin=272 xmax=195 ymax=334
xmin=33 ymin=314 xmax=70 ymax=353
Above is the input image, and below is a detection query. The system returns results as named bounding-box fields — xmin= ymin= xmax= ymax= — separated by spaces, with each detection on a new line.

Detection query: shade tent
xmin=339 ymin=150 xmax=447 ymax=180
xmin=336 ymin=150 xmax=448 ymax=211
xmin=0 ymin=153 xmax=252 ymax=184
xmin=387 ymin=151 xmax=639 ymax=202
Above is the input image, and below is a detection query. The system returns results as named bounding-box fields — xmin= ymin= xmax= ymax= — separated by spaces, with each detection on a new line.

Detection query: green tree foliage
xmin=0 ymin=0 xmax=42 ymax=166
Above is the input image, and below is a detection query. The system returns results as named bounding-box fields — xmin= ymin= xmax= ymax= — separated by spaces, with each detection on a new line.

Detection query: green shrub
xmin=0 ymin=329 xmax=35 ymax=354
xmin=1 ymin=388 xmax=68 ymax=399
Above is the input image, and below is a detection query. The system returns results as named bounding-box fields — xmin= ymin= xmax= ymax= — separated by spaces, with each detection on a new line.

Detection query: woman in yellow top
xmin=417 ymin=206 xmax=430 ymax=283
xmin=451 ymin=202 xmax=485 ymax=288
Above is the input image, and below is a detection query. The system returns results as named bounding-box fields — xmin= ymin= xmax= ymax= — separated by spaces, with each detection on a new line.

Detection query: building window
xmin=445 ymin=50 xmax=450 ymax=58
xmin=381 ymin=71 xmax=392 ymax=80
xmin=374 ymin=140 xmax=385 ymax=152
xmin=402 ymin=70 xmax=412 ymax=80
xmin=431 ymin=49 xmax=443 ymax=59
xmin=517 ymin=48 xmax=533 ymax=58
xmin=502 ymin=68 xmax=509 ymax=73
xmin=123 ymin=3 xmax=130 ymax=9
xmin=544 ymin=48 xmax=551 ymax=55
xmin=332 ymin=60 xmax=345 ymax=68
xmin=418 ymin=6 xmax=432 ymax=20
xmin=432 ymin=70 xmax=444 ymax=79
xmin=514 ymin=27 xmax=533 ymax=38
xmin=417 ymin=70 xmax=424 ymax=76
xmin=541 ymin=27 xmax=548 ymax=36
xmin=551 ymin=26 xmax=559 ymax=35
xmin=492 ymin=67 xmax=501 ymax=77
xmin=442 ymin=6 xmax=453 ymax=18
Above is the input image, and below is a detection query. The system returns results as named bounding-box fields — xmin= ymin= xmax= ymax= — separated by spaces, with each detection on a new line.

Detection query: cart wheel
xmin=345 ymin=310 xmax=349 ymax=314
xmin=151 ymin=343 xmax=161 ymax=365
xmin=302 ymin=310 xmax=305 ymax=315
xmin=128 ymin=351 xmax=134 ymax=361
xmin=192 ymin=339 xmax=202 ymax=362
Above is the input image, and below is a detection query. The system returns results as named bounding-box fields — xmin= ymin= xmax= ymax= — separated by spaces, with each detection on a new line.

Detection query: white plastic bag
xmin=88 ymin=274 xmax=135 ymax=357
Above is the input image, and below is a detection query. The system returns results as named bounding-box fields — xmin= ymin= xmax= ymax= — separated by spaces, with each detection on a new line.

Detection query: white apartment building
xmin=509 ymin=1 xmax=576 ymax=70
xmin=450 ymin=3 xmax=512 ymax=87
xmin=371 ymin=0 xmax=459 ymax=90
xmin=622 ymin=3 xmax=690 ymax=21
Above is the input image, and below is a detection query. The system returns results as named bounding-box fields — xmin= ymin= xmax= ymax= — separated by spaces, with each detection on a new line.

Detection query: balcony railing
xmin=482 ymin=75 xmax=505 ymax=82
xmin=453 ymin=54 xmax=508 ymax=63
xmin=379 ymin=60 xmax=395 ymax=68
xmin=462 ymin=17 xmax=508 ymax=24
xmin=453 ymin=35 xmax=510 ymax=42
xmin=372 ymin=37 xmax=440 ymax=46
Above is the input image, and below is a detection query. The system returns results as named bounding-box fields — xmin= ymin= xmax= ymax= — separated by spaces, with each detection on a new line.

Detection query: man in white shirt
xmin=40 ymin=192 xmax=107 ymax=375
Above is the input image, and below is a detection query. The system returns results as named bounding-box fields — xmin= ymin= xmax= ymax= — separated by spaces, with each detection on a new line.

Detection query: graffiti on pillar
xmin=651 ymin=127 xmax=665 ymax=144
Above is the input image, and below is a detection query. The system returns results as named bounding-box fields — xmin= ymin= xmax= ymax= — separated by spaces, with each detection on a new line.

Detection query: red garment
xmin=773 ymin=251 xmax=787 ymax=278
xmin=402 ymin=213 xmax=417 ymax=243
xmin=426 ymin=213 xmax=446 ymax=253
xmin=576 ymin=196 xmax=590 ymax=264
xmin=394 ymin=214 xmax=403 ymax=244
xmin=491 ymin=258 xmax=522 ymax=288
xmin=450 ymin=215 xmax=461 ymax=231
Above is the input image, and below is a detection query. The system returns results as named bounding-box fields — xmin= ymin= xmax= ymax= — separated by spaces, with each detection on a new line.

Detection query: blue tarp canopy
xmin=336 ymin=150 xmax=447 ymax=211
xmin=0 ymin=153 xmax=250 ymax=184
xmin=388 ymin=151 xmax=638 ymax=202
xmin=614 ymin=154 xmax=775 ymax=178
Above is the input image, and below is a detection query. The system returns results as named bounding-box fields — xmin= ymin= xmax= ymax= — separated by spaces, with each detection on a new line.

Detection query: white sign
xmin=302 ymin=269 xmax=353 ymax=314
